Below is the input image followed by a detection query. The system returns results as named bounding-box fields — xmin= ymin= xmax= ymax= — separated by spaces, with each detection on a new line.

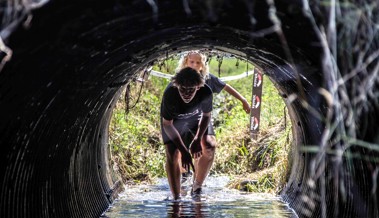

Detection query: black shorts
xmin=161 ymin=118 xmax=215 ymax=146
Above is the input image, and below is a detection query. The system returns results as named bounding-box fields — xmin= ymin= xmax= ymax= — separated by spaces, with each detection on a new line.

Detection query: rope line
xmin=149 ymin=70 xmax=255 ymax=81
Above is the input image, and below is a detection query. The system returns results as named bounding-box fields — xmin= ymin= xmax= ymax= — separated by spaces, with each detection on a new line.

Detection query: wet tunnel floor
xmin=102 ymin=176 xmax=298 ymax=217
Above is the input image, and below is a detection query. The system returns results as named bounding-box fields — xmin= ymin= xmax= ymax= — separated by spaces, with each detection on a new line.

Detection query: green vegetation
xmin=108 ymin=55 xmax=292 ymax=193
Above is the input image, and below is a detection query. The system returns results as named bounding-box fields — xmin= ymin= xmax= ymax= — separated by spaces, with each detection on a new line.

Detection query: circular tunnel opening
xmin=107 ymin=50 xmax=294 ymax=196
xmin=1 ymin=2 xmax=322 ymax=217
xmin=1 ymin=1 xmax=378 ymax=218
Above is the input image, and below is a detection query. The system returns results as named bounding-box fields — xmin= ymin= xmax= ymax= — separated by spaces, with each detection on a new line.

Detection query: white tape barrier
xmin=149 ymin=70 xmax=254 ymax=81
xmin=219 ymin=70 xmax=254 ymax=81
xmin=150 ymin=70 xmax=174 ymax=79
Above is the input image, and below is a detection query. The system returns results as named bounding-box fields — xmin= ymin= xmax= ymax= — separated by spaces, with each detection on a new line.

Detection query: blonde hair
xmin=175 ymin=51 xmax=210 ymax=79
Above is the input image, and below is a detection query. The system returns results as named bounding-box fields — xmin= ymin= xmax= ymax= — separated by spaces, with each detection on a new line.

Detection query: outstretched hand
xmin=242 ymin=99 xmax=251 ymax=114
xmin=181 ymin=149 xmax=195 ymax=173
xmin=189 ymin=138 xmax=202 ymax=159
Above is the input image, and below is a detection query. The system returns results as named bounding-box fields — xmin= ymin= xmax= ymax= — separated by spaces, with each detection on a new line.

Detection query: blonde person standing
xmin=177 ymin=51 xmax=251 ymax=194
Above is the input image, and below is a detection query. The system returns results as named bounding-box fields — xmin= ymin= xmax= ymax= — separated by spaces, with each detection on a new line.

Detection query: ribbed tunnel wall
xmin=0 ymin=0 xmax=378 ymax=217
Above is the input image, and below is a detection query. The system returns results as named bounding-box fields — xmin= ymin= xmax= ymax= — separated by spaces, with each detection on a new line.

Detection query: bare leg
xmin=194 ymin=135 xmax=216 ymax=186
xmin=165 ymin=144 xmax=181 ymax=199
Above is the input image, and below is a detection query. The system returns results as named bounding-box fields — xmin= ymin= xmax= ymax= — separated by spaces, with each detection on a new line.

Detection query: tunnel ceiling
xmin=1 ymin=0 xmax=378 ymax=218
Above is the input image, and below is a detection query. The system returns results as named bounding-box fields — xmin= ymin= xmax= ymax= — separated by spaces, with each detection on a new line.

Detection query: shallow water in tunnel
xmin=102 ymin=176 xmax=297 ymax=218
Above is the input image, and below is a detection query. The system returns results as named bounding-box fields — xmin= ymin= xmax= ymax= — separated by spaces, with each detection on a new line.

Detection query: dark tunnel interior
xmin=1 ymin=0 xmax=378 ymax=217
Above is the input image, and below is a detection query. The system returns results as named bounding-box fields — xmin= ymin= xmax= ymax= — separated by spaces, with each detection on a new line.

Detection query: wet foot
xmin=181 ymin=170 xmax=193 ymax=184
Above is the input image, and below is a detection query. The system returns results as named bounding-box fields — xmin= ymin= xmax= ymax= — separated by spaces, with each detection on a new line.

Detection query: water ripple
xmin=102 ymin=176 xmax=298 ymax=218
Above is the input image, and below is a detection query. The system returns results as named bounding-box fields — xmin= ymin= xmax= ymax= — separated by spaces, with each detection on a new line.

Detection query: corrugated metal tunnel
xmin=0 ymin=0 xmax=378 ymax=217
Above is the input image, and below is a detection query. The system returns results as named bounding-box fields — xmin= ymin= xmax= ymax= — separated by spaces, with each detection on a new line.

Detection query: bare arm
xmin=162 ymin=118 xmax=194 ymax=171
xmin=223 ymin=84 xmax=251 ymax=113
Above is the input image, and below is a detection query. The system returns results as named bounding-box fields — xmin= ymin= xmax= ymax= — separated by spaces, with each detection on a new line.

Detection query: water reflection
xmin=102 ymin=176 xmax=298 ymax=218
xmin=167 ymin=201 xmax=207 ymax=218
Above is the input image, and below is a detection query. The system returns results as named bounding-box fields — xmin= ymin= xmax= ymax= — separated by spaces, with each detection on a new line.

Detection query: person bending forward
xmin=160 ymin=67 xmax=213 ymax=200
